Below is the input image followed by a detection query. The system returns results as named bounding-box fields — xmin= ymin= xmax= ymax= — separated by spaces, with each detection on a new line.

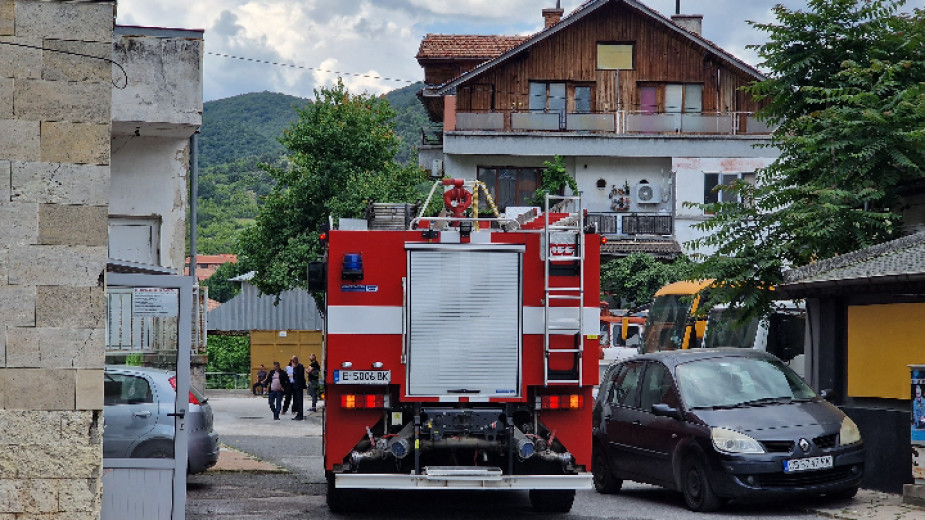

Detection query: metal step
xmin=423 ymin=466 xmax=503 ymax=479
xmin=546 ymin=349 xmax=582 ymax=354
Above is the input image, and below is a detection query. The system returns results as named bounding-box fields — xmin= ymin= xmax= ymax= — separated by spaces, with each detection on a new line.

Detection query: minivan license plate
xmin=783 ymin=455 xmax=833 ymax=473
xmin=334 ymin=370 xmax=391 ymax=384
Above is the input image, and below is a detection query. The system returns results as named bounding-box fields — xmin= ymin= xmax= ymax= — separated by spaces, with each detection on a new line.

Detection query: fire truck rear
xmin=310 ymin=181 xmax=600 ymax=512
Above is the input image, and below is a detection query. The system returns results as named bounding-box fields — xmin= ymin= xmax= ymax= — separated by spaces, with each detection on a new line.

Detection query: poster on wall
xmin=911 ymin=366 xmax=925 ymax=484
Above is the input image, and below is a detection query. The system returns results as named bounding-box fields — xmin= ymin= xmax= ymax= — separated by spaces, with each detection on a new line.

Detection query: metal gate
xmin=102 ymin=273 xmax=193 ymax=520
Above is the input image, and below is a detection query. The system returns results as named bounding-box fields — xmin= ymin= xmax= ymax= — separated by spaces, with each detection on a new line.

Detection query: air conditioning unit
xmin=431 ymin=159 xmax=444 ymax=176
xmin=634 ymin=182 xmax=661 ymax=204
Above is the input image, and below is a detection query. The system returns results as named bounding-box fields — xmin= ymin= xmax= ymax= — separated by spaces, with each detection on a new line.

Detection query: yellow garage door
xmin=848 ymin=303 xmax=925 ymax=399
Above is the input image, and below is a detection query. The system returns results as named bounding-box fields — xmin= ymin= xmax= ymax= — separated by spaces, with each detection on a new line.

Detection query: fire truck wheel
xmin=326 ymin=474 xmax=355 ymax=513
xmin=592 ymin=445 xmax=623 ymax=494
xmin=529 ymin=489 xmax=575 ymax=513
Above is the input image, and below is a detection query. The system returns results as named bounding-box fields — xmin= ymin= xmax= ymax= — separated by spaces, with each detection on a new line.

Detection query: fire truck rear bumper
xmin=335 ymin=468 xmax=591 ymax=490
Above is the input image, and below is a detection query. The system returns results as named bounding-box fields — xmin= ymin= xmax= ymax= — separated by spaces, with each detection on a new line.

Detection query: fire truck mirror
xmin=307 ymin=262 xmax=327 ymax=292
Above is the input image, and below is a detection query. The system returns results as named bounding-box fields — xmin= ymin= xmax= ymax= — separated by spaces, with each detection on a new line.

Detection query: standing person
xmin=307 ymin=353 xmax=321 ymax=412
xmin=252 ymin=364 xmax=268 ymax=396
xmin=281 ymin=359 xmax=295 ymax=415
xmin=266 ymin=361 xmax=288 ymax=420
xmin=291 ymin=355 xmax=307 ymax=420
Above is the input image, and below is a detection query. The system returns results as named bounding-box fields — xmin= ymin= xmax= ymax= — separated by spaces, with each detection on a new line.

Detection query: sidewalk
xmin=810 ymin=489 xmax=923 ymax=520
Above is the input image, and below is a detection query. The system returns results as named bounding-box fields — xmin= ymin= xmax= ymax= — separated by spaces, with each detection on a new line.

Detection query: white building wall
xmin=673 ymin=156 xmax=776 ymax=255
xmin=109 ymin=136 xmax=191 ymax=271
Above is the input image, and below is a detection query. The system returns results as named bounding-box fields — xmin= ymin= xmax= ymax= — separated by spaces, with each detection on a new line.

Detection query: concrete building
xmin=1 ymin=1 xmax=203 ymax=517
xmin=1 ymin=1 xmax=115 ymax=517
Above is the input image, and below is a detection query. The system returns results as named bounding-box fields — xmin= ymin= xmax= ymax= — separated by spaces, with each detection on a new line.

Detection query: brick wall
xmin=0 ymin=1 xmax=114 ymax=517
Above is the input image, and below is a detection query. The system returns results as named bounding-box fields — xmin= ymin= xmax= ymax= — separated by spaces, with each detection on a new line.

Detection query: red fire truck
xmin=309 ymin=181 xmax=600 ymax=512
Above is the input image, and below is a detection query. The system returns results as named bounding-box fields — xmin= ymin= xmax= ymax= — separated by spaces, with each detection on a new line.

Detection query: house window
xmin=529 ymin=82 xmax=566 ymax=114
xmin=640 ymin=83 xmax=703 ymax=113
xmin=574 ymin=86 xmax=592 ymax=113
xmin=597 ymin=43 xmax=634 ymax=70
xmin=478 ymin=167 xmax=542 ymax=211
xmin=704 ymin=172 xmax=756 ymax=205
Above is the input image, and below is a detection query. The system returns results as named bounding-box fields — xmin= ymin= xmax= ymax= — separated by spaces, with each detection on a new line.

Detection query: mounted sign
xmin=132 ymin=288 xmax=179 ymax=317
xmin=341 ymin=285 xmax=379 ymax=293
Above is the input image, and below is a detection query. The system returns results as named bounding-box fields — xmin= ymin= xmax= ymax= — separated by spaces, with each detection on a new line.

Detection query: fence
xmin=205 ymin=372 xmax=250 ymax=390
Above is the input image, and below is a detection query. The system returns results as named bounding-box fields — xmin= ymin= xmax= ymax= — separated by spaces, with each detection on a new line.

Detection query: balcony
xmin=444 ymin=110 xmax=771 ymax=137
xmin=587 ymin=212 xmax=673 ymax=237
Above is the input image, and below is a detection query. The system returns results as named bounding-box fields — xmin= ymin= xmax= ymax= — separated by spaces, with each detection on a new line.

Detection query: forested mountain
xmin=195 ymin=83 xmax=432 ymax=254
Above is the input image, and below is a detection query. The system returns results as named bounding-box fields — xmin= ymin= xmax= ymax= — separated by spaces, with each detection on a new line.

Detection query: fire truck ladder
xmin=543 ymin=193 xmax=585 ymax=386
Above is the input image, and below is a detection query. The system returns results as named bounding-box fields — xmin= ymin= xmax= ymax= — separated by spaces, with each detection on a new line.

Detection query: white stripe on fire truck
xmin=522 ymin=306 xmax=600 ymax=336
xmin=328 ymin=306 xmax=403 ymax=335
xmin=327 ymin=306 xmax=600 ymax=336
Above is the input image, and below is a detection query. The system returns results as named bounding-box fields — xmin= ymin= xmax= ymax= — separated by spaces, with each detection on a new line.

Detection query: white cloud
xmin=116 ymin=0 xmax=925 ymax=101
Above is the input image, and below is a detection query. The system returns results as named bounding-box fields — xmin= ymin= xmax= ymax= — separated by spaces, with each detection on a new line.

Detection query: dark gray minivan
xmin=592 ymin=349 xmax=864 ymax=511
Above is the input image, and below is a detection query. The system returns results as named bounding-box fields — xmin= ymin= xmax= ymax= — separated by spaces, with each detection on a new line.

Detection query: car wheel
xmin=592 ymin=445 xmax=623 ymax=494
xmin=133 ymin=441 xmax=174 ymax=459
xmin=682 ymin=455 xmax=723 ymax=512
xmin=827 ymin=486 xmax=859 ymax=500
xmin=529 ymin=489 xmax=575 ymax=512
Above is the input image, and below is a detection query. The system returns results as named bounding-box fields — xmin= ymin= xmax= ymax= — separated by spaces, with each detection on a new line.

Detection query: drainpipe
xmin=189 ymin=130 xmax=200 ymax=281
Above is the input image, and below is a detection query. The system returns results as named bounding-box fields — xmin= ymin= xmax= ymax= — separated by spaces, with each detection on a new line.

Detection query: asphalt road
xmin=187 ymin=391 xmax=840 ymax=520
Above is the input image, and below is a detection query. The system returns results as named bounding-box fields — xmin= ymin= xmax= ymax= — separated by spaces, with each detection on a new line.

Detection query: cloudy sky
xmin=114 ymin=0 xmax=924 ymax=102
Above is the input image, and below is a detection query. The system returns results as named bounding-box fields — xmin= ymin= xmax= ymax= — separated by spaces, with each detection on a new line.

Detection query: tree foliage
xmin=201 ymin=260 xmax=249 ymax=303
xmin=237 ymin=80 xmax=430 ymax=296
xmin=528 ymin=155 xmax=579 ymax=206
xmin=206 ymin=335 xmax=250 ymax=374
xmin=601 ymin=253 xmax=694 ymax=309
xmin=687 ymin=0 xmax=925 ymax=320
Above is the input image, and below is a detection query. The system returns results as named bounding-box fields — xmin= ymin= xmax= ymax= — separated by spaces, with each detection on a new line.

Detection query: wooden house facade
xmin=416 ymin=0 xmax=778 ymax=258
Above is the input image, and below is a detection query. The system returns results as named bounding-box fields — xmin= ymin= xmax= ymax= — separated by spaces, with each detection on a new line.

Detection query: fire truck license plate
xmin=334 ymin=370 xmax=391 ymax=384
xmin=783 ymin=455 xmax=833 ymax=473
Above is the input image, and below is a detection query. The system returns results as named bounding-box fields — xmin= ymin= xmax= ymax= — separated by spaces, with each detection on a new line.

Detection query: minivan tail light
xmin=168 ymin=376 xmax=201 ymax=405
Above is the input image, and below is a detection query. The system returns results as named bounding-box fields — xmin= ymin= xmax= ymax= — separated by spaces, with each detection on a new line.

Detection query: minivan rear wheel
xmin=682 ymin=455 xmax=722 ymax=512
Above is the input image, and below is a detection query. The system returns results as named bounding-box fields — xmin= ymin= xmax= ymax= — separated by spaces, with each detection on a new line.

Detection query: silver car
xmin=103 ymin=365 xmax=220 ymax=474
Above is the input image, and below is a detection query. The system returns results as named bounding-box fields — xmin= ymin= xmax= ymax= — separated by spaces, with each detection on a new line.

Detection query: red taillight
xmin=168 ymin=376 xmax=201 ymax=405
xmin=341 ymin=394 xmax=389 ymax=409
xmin=537 ymin=394 xmax=583 ymax=410
xmin=600 ymin=236 xmax=608 ymax=245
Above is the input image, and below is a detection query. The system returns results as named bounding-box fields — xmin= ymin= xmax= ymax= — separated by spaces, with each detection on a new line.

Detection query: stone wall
xmin=0 ymin=1 xmax=114 ymax=518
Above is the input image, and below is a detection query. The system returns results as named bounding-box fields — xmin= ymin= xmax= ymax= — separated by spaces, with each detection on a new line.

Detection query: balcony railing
xmin=587 ymin=212 xmax=673 ymax=236
xmin=444 ymin=110 xmax=772 ymax=137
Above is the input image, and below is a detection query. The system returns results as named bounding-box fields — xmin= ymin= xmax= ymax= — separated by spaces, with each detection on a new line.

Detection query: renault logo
xmin=799 ymin=438 xmax=811 ymax=452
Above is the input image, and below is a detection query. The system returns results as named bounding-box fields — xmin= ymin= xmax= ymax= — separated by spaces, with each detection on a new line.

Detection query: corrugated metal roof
xmin=207 ymin=282 xmax=323 ymax=332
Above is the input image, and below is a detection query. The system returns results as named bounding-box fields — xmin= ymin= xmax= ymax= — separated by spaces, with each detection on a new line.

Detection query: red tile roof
xmin=416 ymin=34 xmax=531 ymax=60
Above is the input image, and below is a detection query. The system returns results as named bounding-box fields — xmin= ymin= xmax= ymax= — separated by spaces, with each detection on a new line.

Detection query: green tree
xmin=601 ymin=253 xmax=693 ymax=308
xmin=206 ymin=335 xmax=250 ymax=374
xmin=528 ymin=155 xmax=579 ymax=206
xmin=687 ymin=0 xmax=925 ymax=320
xmin=237 ymin=80 xmax=430 ymax=296
xmin=201 ymin=260 xmax=248 ymax=303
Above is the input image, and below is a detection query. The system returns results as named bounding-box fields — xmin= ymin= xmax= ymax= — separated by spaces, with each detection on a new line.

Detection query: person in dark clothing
xmin=252 ymin=364 xmax=268 ymax=395
xmin=291 ymin=356 xmax=307 ymax=420
xmin=281 ymin=359 xmax=295 ymax=415
xmin=266 ymin=361 xmax=289 ymax=420
xmin=307 ymin=353 xmax=321 ymax=412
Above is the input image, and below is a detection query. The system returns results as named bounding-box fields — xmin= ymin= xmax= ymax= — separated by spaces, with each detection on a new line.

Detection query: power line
xmin=0 ymin=40 xmax=128 ymax=89
xmin=206 ymin=51 xmax=419 ymax=85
